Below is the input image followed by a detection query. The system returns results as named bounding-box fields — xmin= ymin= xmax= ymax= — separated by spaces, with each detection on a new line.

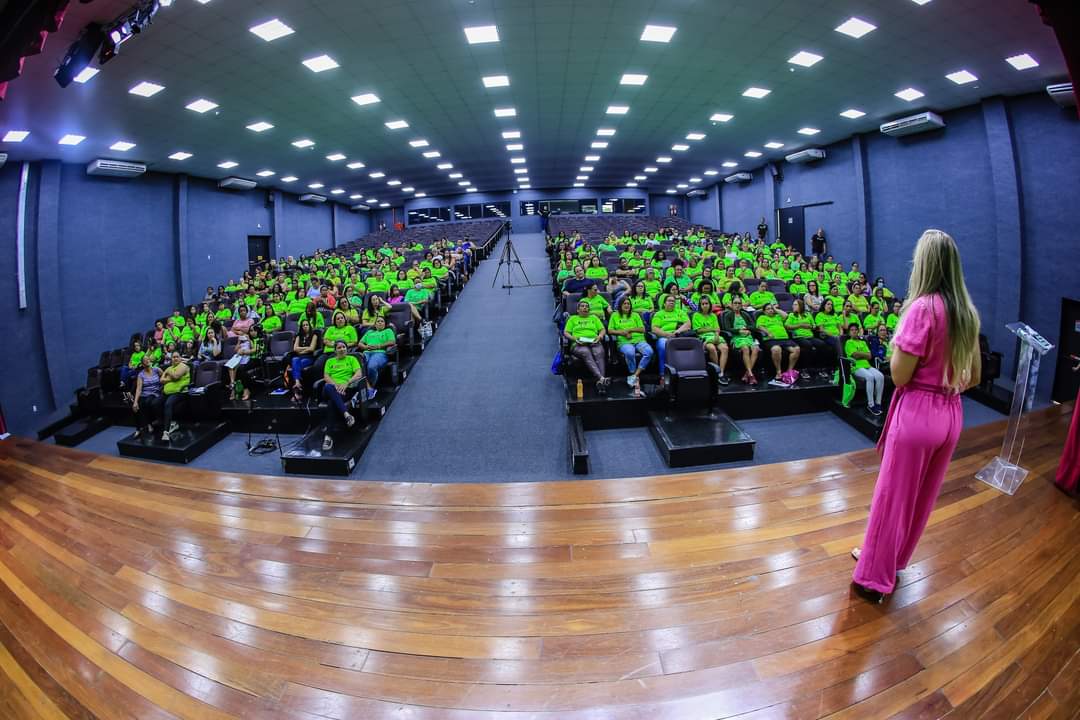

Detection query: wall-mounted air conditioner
xmin=785 ymin=148 xmax=826 ymax=164
xmin=300 ymin=194 xmax=327 ymax=203
xmin=1047 ymin=83 xmax=1076 ymax=108
xmin=350 ymin=204 xmax=370 ymax=211
xmin=686 ymin=188 xmax=708 ymax=197
xmin=86 ymin=158 xmax=146 ymax=177
xmin=880 ymin=111 xmax=945 ymax=137
xmin=218 ymin=177 xmax=257 ymax=190
xmin=724 ymin=172 xmax=752 ymax=183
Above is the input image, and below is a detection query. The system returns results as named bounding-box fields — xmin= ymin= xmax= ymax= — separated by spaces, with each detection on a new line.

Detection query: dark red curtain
xmin=0 ymin=0 xmax=73 ymax=101
xmin=1032 ymin=0 xmax=1080 ymax=117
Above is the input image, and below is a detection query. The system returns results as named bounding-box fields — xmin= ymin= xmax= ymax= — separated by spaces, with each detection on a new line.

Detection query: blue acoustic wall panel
xmin=277 ymin=196 xmax=332 ymax=258
xmin=778 ymin=139 xmax=861 ymax=264
xmin=187 ymin=178 xmax=272 ymax=300
xmin=719 ymin=171 xmax=767 ymax=237
xmin=687 ymin=188 xmax=720 ymax=229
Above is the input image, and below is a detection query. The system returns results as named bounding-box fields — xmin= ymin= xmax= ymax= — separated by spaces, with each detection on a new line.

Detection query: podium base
xmin=975 ymin=455 xmax=1029 ymax=495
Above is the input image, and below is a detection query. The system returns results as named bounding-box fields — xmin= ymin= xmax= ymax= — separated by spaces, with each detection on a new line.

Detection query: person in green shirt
xmin=862 ymin=304 xmax=884 ymax=333
xmin=260 ymin=305 xmax=283 ymax=334
xmin=692 ymin=297 xmax=730 ymax=384
xmin=584 ymin=257 xmax=609 ymax=280
xmin=651 ymin=294 xmax=691 ymax=388
xmin=642 ymin=268 xmax=662 ymax=298
xmin=848 ymin=284 xmax=870 ymax=314
xmin=886 ymin=300 xmax=902 ymax=331
xmin=628 ymin=282 xmax=654 ymax=315
xmin=785 ymin=298 xmax=833 ymax=377
xmin=366 ymin=275 xmax=390 ymax=294
xmin=756 ymin=303 xmax=800 ymax=386
xmin=582 ymin=283 xmax=610 ymax=320
xmin=320 ymin=340 xmax=365 ymax=450
xmin=748 ymin=280 xmax=777 ymax=310
xmin=607 ymin=297 xmax=652 ymax=395
xmin=841 ymin=300 xmax=863 ymax=336
xmin=788 ymin=275 xmax=808 ymax=297
xmin=286 ymin=295 xmax=311 ymax=316
xmin=120 ymin=340 xmax=145 ymax=388
xmin=403 ymin=281 xmax=430 ymax=315
xmin=563 ymin=300 xmax=609 ymax=391
xmin=358 ymin=315 xmax=396 ymax=400
xmin=814 ymin=298 xmax=845 ymax=372
xmin=844 ymin=322 xmax=884 ymax=414
xmin=324 ymin=311 xmax=358 ymax=349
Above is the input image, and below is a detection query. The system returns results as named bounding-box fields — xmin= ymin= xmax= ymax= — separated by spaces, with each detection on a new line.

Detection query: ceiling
xmin=0 ymin=0 xmax=1067 ymax=206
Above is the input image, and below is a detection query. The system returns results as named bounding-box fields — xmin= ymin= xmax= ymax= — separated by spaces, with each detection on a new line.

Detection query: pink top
xmin=892 ymin=293 xmax=955 ymax=392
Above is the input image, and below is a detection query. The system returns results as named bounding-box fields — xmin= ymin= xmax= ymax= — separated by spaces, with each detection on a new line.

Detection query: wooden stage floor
xmin=0 ymin=405 xmax=1077 ymax=719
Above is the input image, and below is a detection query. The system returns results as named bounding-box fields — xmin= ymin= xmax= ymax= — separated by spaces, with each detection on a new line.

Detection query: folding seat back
xmin=267 ymin=331 xmax=295 ymax=358
xmin=664 ymin=337 xmax=716 ymax=410
xmin=193 ymin=360 xmax=223 ymax=387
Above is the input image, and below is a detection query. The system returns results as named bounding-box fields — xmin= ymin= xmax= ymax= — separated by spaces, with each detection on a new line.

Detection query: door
xmin=1052 ymin=297 xmax=1080 ymax=404
xmin=777 ymin=207 xmax=804 ymax=250
xmin=247 ymin=235 xmax=271 ymax=271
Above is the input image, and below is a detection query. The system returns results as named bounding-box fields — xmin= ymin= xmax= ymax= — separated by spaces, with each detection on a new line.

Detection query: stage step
xmin=117 ymin=421 xmax=230 ymax=463
xmin=280 ymin=422 xmax=380 ymax=476
xmin=568 ymin=416 xmax=590 ymax=475
xmin=53 ymin=416 xmax=111 ymax=447
xmin=648 ymin=409 xmax=755 ymax=467
xmin=831 ymin=400 xmax=886 ymax=441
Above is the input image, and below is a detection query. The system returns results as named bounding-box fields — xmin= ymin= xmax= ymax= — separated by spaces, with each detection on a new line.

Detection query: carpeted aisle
xmin=353 ymin=232 xmax=569 ymax=482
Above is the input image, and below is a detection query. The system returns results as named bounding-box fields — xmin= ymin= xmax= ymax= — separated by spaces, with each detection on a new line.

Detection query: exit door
xmin=1052 ymin=297 xmax=1080 ymax=404
xmin=247 ymin=235 xmax=271 ymax=271
xmin=777 ymin=207 xmax=804 ymax=251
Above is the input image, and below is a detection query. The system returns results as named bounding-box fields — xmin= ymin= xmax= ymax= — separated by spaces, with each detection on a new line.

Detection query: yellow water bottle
xmin=576 ymin=378 xmax=584 ymax=400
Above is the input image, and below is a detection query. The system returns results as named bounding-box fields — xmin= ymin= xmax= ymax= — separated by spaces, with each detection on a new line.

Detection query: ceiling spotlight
xmin=644 ymin=166 xmax=658 ymax=173
xmin=640 ymin=24 xmax=676 ymax=43
xmin=256 ymin=169 xmax=275 ymax=177
xmin=482 ymin=74 xmax=510 ymax=87
xmin=788 ymin=51 xmax=823 ymax=67
xmin=584 ymin=155 xmax=600 ymax=162
xmin=385 ymin=119 xmax=409 ymax=129
xmin=302 ymin=54 xmax=339 ymax=72
xmin=606 ymin=105 xmax=630 ymax=115
xmin=292 ymin=138 xmax=314 ymax=148
xmin=423 ymin=151 xmax=441 ymax=158
xmin=620 ymin=73 xmax=648 ymax=85
xmin=308 ymin=182 xmax=324 ymax=189
xmin=685 ymin=132 xmax=706 ymax=141
xmin=249 ymin=18 xmax=294 ymax=42
xmin=493 ymin=107 xmax=517 ymax=117
xmin=246 ymin=121 xmax=273 ymax=132
xmin=217 ymin=160 xmax=238 ymax=169
xmin=742 ymin=87 xmax=770 ymax=99
xmin=1005 ymin=53 xmax=1039 ymax=71
xmin=591 ymin=141 xmax=608 ymax=149
xmin=464 ymin=25 xmax=499 ymax=44
xmin=722 ymin=161 xmax=738 ymax=167
xmin=109 ymin=140 xmax=136 ymax=151
xmin=326 ymin=153 xmax=346 ymax=161
xmin=168 ymin=151 xmax=192 ymax=160
xmin=656 ymin=156 xmax=672 ymax=163
xmin=596 ymin=128 xmax=616 ymax=136
xmin=672 ymin=144 xmax=690 ymax=151
xmin=128 ymin=81 xmax=164 ymax=97
xmin=764 ymin=141 xmax=784 ymax=149
xmin=347 ymin=161 xmax=365 ymax=169
xmin=840 ymin=108 xmax=866 ymax=119
xmin=58 ymin=134 xmax=86 ymax=145
xmin=369 ymin=171 xmax=386 ymax=178
xmin=351 ymin=92 xmax=380 ymax=106
xmin=834 ymin=17 xmax=877 ymax=38
xmin=437 ymin=163 xmax=453 ymax=169
xmin=281 ymin=176 xmax=297 ymax=182
xmin=710 ymin=113 xmax=734 ymax=122
xmin=744 ymin=150 xmax=762 ymax=158
xmin=894 ymin=87 xmax=925 ymax=102
xmin=502 ymin=130 xmax=521 ymax=139
xmin=185 ymin=98 xmax=218 ymax=113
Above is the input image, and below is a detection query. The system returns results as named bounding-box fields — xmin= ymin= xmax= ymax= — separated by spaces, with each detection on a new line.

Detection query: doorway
xmin=1052 ymin=297 xmax=1080 ymax=404
xmin=247 ymin=235 xmax=271 ymax=272
xmin=777 ymin=207 xmax=804 ymax=251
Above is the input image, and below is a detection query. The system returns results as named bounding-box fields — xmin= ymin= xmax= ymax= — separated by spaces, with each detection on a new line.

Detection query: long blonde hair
xmin=903 ymin=229 xmax=980 ymax=390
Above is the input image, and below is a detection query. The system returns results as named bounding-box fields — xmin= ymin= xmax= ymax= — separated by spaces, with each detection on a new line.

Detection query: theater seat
xmin=188 ymin=360 xmax=225 ymax=420
xmin=263 ymin=330 xmax=296 ymax=380
xmin=663 ymin=337 xmax=719 ymax=410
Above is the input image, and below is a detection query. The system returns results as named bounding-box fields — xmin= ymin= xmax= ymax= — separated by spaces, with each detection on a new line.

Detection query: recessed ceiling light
xmin=129 ymin=81 xmax=164 ymax=97
xmin=437 ymin=163 xmax=453 ymax=169
xmin=596 ymin=128 xmax=616 ymax=137
xmin=331 ymin=188 xmax=345 ymax=195
xmin=742 ymin=87 xmax=770 ymax=99
xmin=634 ymin=175 xmax=646 ymax=180
xmin=657 ymin=156 xmax=672 ymax=163
xmin=415 ymin=192 xmax=427 ymax=197
xmin=640 ymin=24 xmax=676 ymax=43
xmin=710 ymin=113 xmax=734 ymax=122
xmin=458 ymin=180 xmax=471 ymax=186
xmin=672 ymin=144 xmax=690 ymax=151
xmin=302 ymin=54 xmax=338 ymax=72
xmin=1005 ymin=53 xmax=1039 ymax=71
xmin=369 ymin=171 xmax=385 ymax=179
xmin=185 ymin=98 xmax=218 ymax=113
xmin=246 ymin=121 xmax=274 ymax=132
xmin=946 ymin=70 xmax=978 ymax=85
xmin=379 ymin=202 xmax=390 ymax=207
xmin=788 ymin=51 xmax=823 ymax=67
xmin=517 ymin=177 xmax=529 ymax=183
xmin=58 ymin=134 xmax=86 ymax=146
xmin=510 ymin=157 xmax=526 ymax=164
xmin=257 ymin=170 xmax=275 ymax=177
xmin=493 ymin=107 xmax=517 ymax=117
xmin=408 ymin=139 xmax=429 ymax=148
xmin=666 ymin=189 xmax=676 ymax=194
xmin=482 ymin=74 xmax=510 ymax=88
xmin=764 ymin=141 xmax=785 ymax=149
xmin=685 ymin=132 xmax=706 ymax=141
xmin=704 ymin=169 xmax=718 ymax=176
xmin=677 ymin=183 xmax=688 ymax=189
xmin=448 ymin=172 xmax=462 ymax=178
xmin=351 ymin=93 xmax=381 ymax=106
xmin=73 ymin=67 xmax=99 ymax=83
xmin=347 ymin=161 xmax=365 ymax=169
xmin=506 ymin=143 xmax=524 ymax=151
xmin=109 ymin=140 xmax=136 ymax=151
xmin=576 ymin=175 xmax=588 ymax=181
xmin=591 ymin=141 xmax=608 ymax=149
xmin=840 ymin=108 xmax=866 ymax=119
xmin=326 ymin=153 xmax=346 ymax=161
xmin=217 ymin=161 xmax=238 ymax=169
xmin=308 ymin=182 xmax=324 ymax=189
xmin=518 ymin=185 xmax=530 ymax=190
xmin=689 ymin=177 xmax=702 ymax=183
xmin=620 ymin=73 xmax=648 ymax=85
xmin=798 ymin=127 xmax=821 ymax=135
xmin=292 ymin=138 xmax=315 ymax=148
xmin=402 ymin=186 xmax=414 ymax=193
xmin=350 ymin=193 xmax=363 ymax=200
xmin=722 ymin=161 xmax=738 ymax=168
xmin=895 ymin=87 xmax=925 ymax=102
xmin=644 ymin=166 xmax=658 ymax=173
xmin=464 ymin=25 xmax=499 ymax=44
xmin=834 ymin=17 xmax=877 ymax=38
xmin=606 ymin=105 xmax=629 ymax=115
xmin=3 ymin=130 xmax=29 ymax=142
xmin=249 ymin=18 xmax=294 ymax=41
xmin=281 ymin=176 xmax=297 ymax=182
xmin=502 ymin=130 xmax=521 ymax=139
xmin=580 ymin=166 xmax=594 ymax=172
xmin=744 ymin=150 xmax=762 ymax=158
xmin=911 ymin=0 xmax=932 ymax=4
xmin=423 ymin=151 xmax=441 ymax=158
xmin=513 ymin=169 xmax=529 ymax=176
xmin=626 ymin=182 xmax=637 ymax=187
xmin=585 ymin=155 xmax=600 ymax=162
xmin=385 ymin=120 xmax=409 ymax=130
xmin=573 ymin=182 xmax=585 ymax=187
xmin=366 ymin=197 xmax=378 ymax=203
xmin=168 ymin=151 xmax=192 ymax=160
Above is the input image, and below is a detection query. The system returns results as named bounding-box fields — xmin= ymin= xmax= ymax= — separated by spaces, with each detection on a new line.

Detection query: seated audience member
xmin=131 ymin=354 xmax=163 ymax=439
xmin=840 ymin=300 xmax=863 ymax=335
xmin=844 ymin=322 xmax=884 ymax=415
xmin=804 ymin=280 xmax=824 ymax=313
xmin=651 ymin=294 xmax=692 ymax=387
xmin=607 ymin=297 xmax=652 ymax=397
xmin=692 ymin=297 xmax=730 ymax=385
xmin=386 ymin=285 xmax=405 ymax=305
xmin=785 ymin=298 xmax=831 ymax=377
xmin=290 ymin=319 xmax=320 ymax=401
xmin=582 ymin=283 xmax=611 ymax=320
xmin=564 ymin=299 xmax=609 ymax=393
xmin=403 ymin=280 xmax=430 ymax=316
xmin=302 ymin=301 xmax=326 ymax=330
xmin=160 ymin=351 xmax=191 ymax=441
xmin=121 ymin=340 xmax=145 ymax=389
xmin=562 ymin=265 xmax=594 ymax=296
xmin=357 ymin=315 xmax=396 ymax=400
xmin=722 ymin=297 xmax=760 ymax=385
xmin=337 ymin=297 xmax=360 ymax=325
xmin=320 ymin=340 xmax=365 ymax=451
xmin=722 ymin=281 xmax=746 ymax=310
xmin=869 ymin=324 xmax=893 ymax=368
xmin=748 ymin=280 xmax=777 ymax=310
xmin=227 ymin=330 xmax=261 ymax=401
xmin=862 ymin=303 xmax=885 ymax=333
xmin=692 ymin=281 xmax=722 ymax=316
xmin=260 ymin=305 xmax=282 ymax=334
xmin=848 ymin=283 xmax=870 ymax=314
xmin=886 ymin=300 xmax=903 ymax=331
xmin=815 ymin=298 xmax=844 ymax=363
xmin=756 ymin=303 xmax=800 ymax=387
xmin=324 ymin=311 xmax=358 ymax=349
xmin=361 ymin=294 xmax=390 ymax=330
xmin=628 ymin=281 xmax=654 ymax=315
xmin=198 ymin=328 xmax=222 ymax=362
xmin=585 ymin=256 xmax=608 ymax=280
xmin=230 ymin=306 xmax=255 ymax=337
xmin=178 ymin=341 xmax=196 ymax=365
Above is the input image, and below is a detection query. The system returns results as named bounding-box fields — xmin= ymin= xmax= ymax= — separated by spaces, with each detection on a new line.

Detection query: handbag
xmin=551 ymin=350 xmax=563 ymax=375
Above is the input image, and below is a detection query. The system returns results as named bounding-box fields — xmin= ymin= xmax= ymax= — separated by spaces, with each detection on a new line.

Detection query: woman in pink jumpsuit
xmin=852 ymin=230 xmax=982 ymax=603
xmin=1054 ymin=355 xmax=1080 ymax=495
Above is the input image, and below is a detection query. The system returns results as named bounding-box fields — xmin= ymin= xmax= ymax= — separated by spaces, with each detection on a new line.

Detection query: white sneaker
xmin=344 ymin=412 xmax=355 ymax=428
xmin=161 ymin=431 xmax=170 ymax=442
xmin=627 ymin=375 xmax=637 ymax=387
xmin=167 ymin=421 xmax=179 ymax=434
xmin=851 ymin=547 xmax=861 ymax=561
xmin=768 ymin=377 xmax=788 ymax=388
xmin=322 ymin=435 xmax=334 ymax=451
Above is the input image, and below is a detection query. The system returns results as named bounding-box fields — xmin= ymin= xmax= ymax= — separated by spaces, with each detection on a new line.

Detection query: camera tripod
xmin=492 ymin=230 xmax=533 ymax=293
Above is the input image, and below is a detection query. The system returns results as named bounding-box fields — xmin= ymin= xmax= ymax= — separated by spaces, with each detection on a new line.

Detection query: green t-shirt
xmin=261 ymin=316 xmax=282 ymax=333
xmin=366 ymin=277 xmax=390 ymax=293
xmin=215 ymin=308 xmax=233 ymax=321
xmin=128 ymin=351 xmax=145 ymax=369
xmin=404 ymin=288 xmax=429 ymax=305
xmin=608 ymin=312 xmax=646 ymax=345
xmin=324 ymin=325 xmax=358 ymax=346
xmin=756 ymin=314 xmax=789 ymax=340
xmin=845 ymin=338 xmax=872 ymax=371
xmin=788 ymin=282 xmax=808 ymax=296
xmin=630 ymin=296 xmax=653 ymax=314
xmin=583 ymin=294 xmax=609 ymax=318
xmin=287 ymin=298 xmax=310 ymax=316
xmin=784 ymin=313 xmax=815 ymax=339
xmin=564 ymin=314 xmax=605 ymax=346
xmin=749 ymin=290 xmax=777 ymax=308
xmin=651 ymin=308 xmax=689 ymax=334
xmin=886 ymin=313 xmax=899 ymax=331
xmin=848 ymin=294 xmax=870 ymax=314
xmin=361 ymin=328 xmax=396 ymax=353
xmin=863 ymin=313 xmax=884 ymax=332
xmin=815 ymin=312 xmax=842 ymax=337
xmin=691 ymin=311 xmax=720 ymax=341
xmin=324 ymin=355 xmax=361 ymax=385
xmin=585 ymin=267 xmax=608 ymax=280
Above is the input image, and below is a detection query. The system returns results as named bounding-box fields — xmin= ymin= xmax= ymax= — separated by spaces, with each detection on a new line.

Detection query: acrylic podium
xmin=975 ymin=322 xmax=1054 ymax=495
